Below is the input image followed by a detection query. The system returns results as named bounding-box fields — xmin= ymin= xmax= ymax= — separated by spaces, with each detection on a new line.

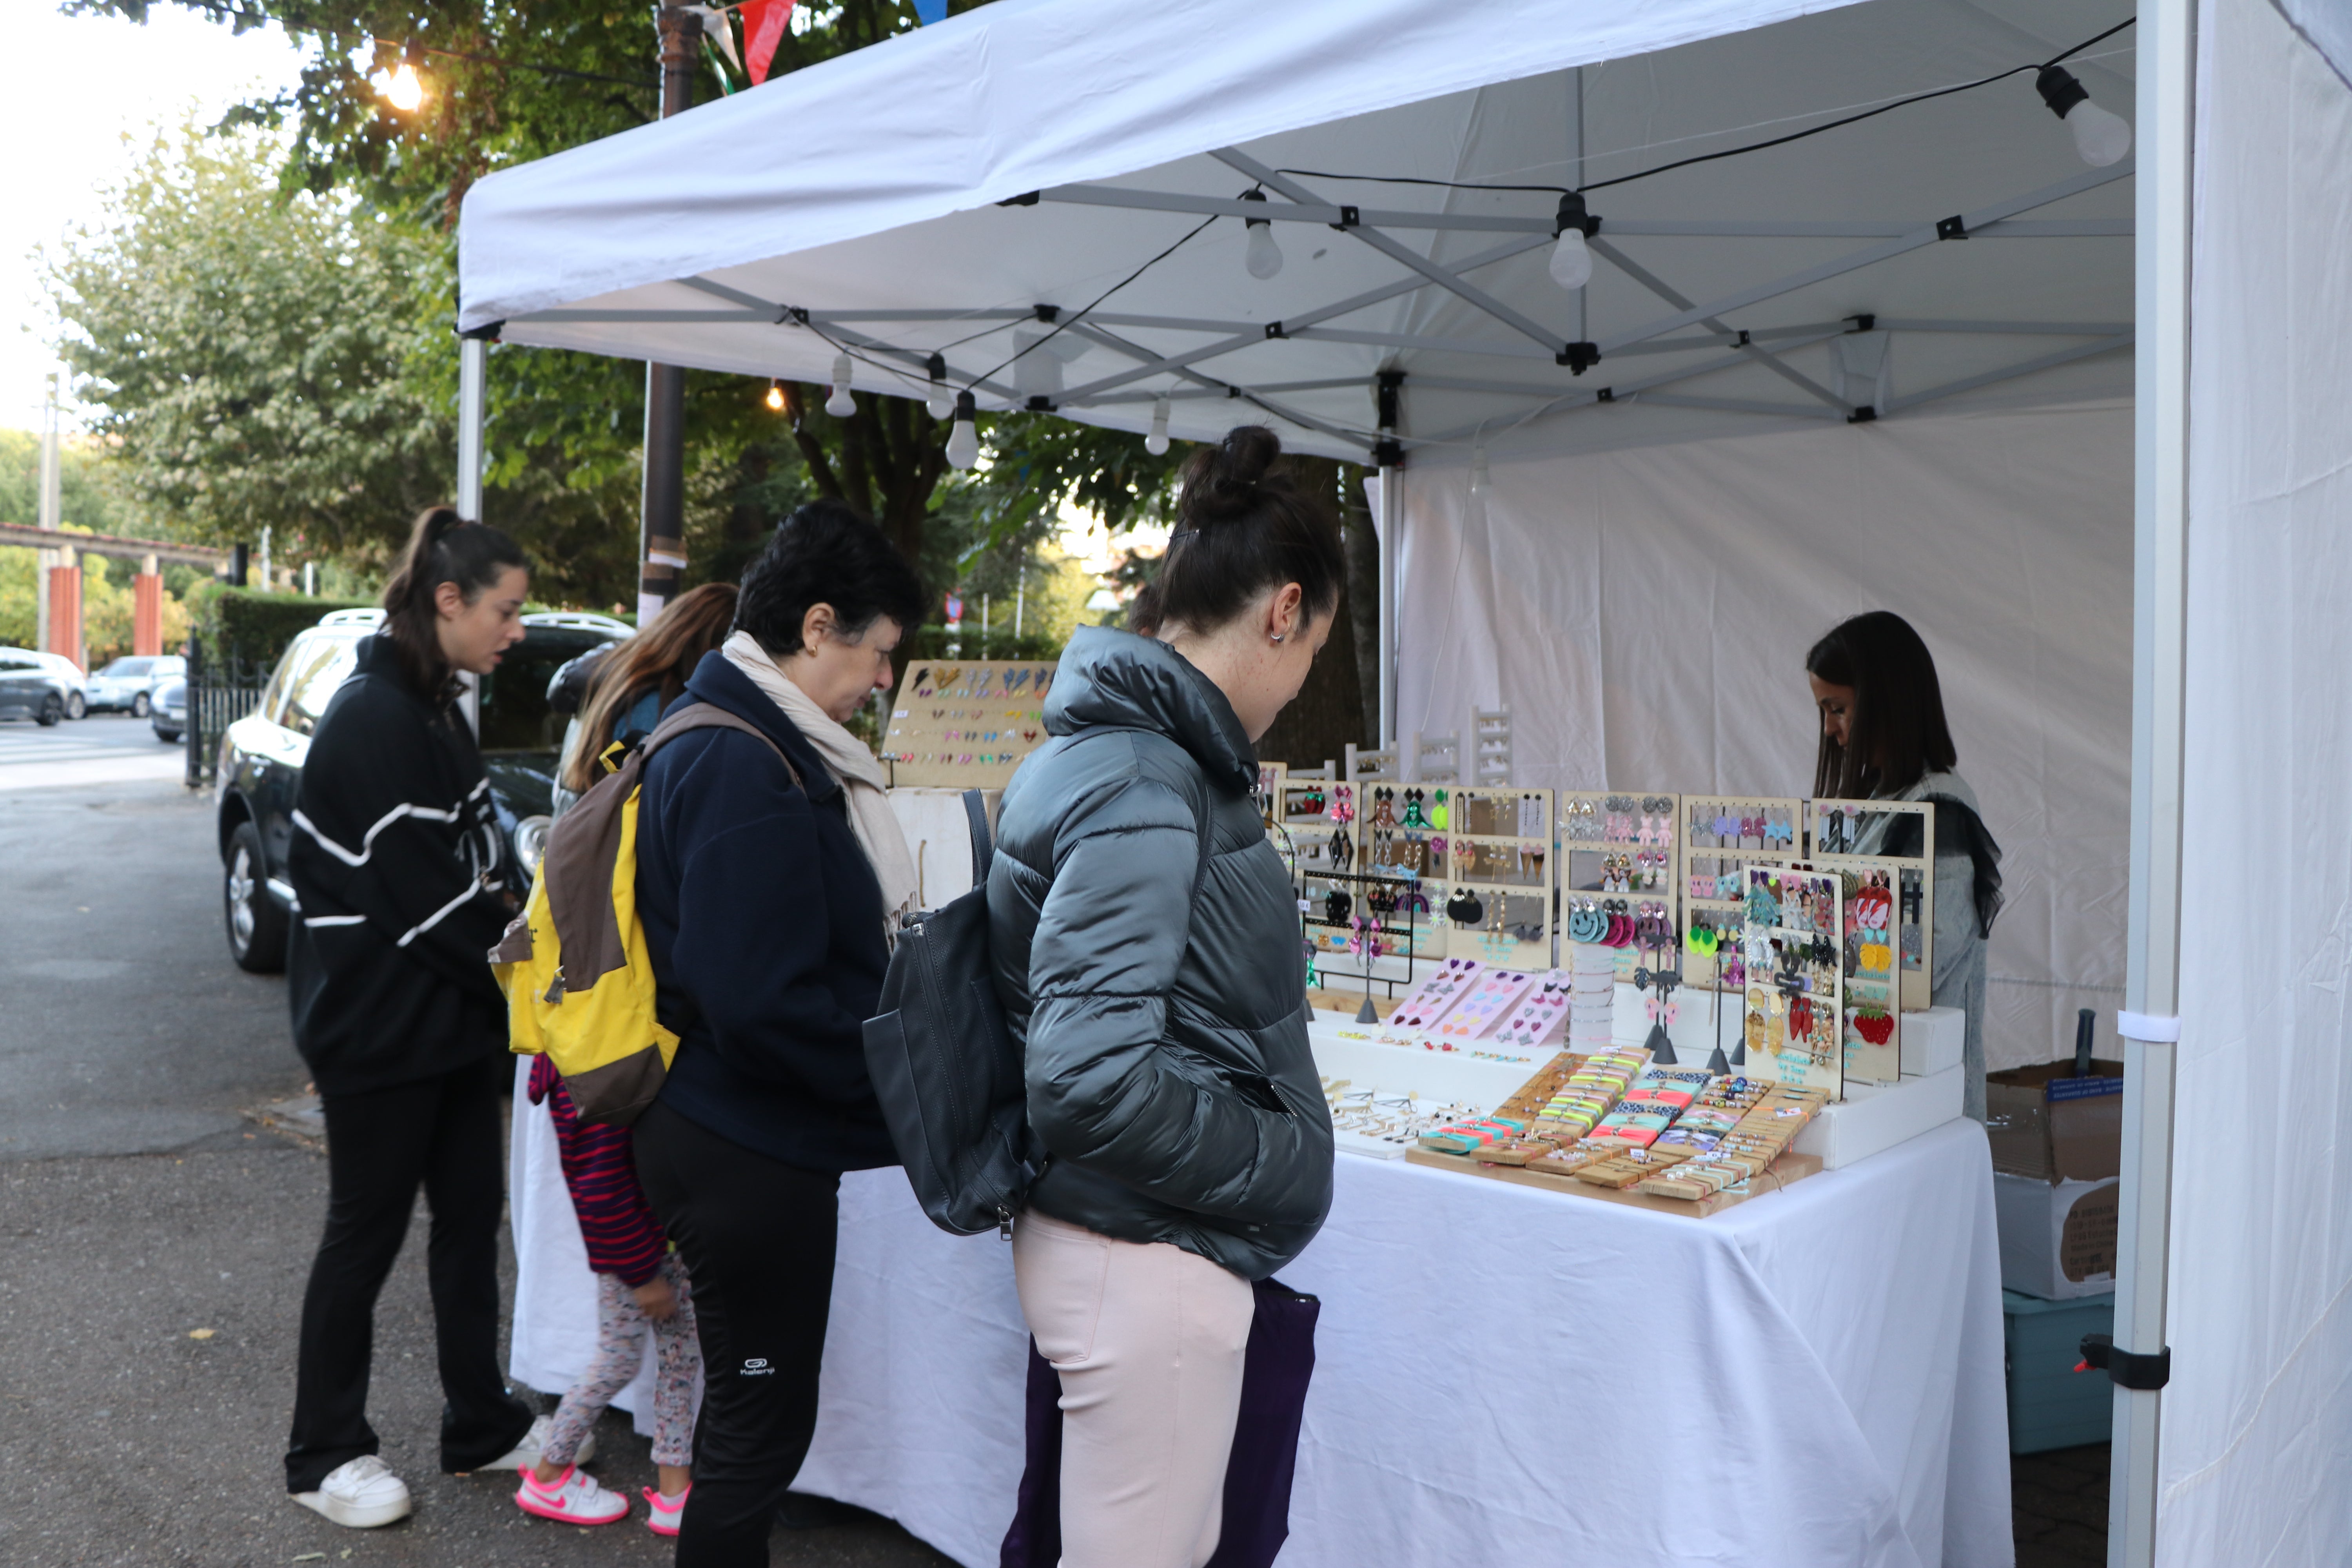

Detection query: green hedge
xmin=193 ymin=587 xmax=376 ymax=675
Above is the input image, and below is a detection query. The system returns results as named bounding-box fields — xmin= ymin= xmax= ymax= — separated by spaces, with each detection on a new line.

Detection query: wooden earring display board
xmin=1556 ymin=791 xmax=1683 ymax=982
xmin=882 ymin=661 xmax=1058 ymax=788
xmin=1431 ymin=787 xmax=1555 ymax=971
xmin=1677 ymin=797 xmax=1804 ymax=991
xmin=1741 ymin=866 xmax=1846 ymax=1100
xmin=1806 ymin=799 xmax=1935 ymax=1011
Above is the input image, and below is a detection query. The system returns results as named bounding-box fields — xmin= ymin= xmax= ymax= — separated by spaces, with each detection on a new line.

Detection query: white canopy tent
xmin=457 ymin=0 xmax=2352 ymax=1562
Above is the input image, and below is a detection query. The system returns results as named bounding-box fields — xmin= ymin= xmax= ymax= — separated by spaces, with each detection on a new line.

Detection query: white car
xmin=0 ymin=649 xmax=90 ymax=719
xmin=85 ymin=654 xmax=185 ymax=716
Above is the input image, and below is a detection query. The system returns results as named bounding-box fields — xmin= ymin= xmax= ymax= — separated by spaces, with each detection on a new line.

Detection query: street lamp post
xmin=636 ymin=4 xmax=702 ymax=629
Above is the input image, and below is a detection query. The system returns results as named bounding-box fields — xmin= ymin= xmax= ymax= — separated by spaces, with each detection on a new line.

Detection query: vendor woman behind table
xmin=1805 ymin=610 xmax=2005 ymax=1121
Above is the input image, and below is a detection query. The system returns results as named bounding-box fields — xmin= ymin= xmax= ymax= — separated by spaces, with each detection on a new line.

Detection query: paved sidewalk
xmin=1 ymin=1143 xmax=958 ymax=1568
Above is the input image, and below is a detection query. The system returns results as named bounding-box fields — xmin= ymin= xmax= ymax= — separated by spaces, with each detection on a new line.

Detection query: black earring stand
xmin=1295 ymin=867 xmax=1421 ymax=1023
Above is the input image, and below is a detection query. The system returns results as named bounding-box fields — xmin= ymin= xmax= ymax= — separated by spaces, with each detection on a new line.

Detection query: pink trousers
xmin=1012 ymin=1211 xmax=1257 ymax=1568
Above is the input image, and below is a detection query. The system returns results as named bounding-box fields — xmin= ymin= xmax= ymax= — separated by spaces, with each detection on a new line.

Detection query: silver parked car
xmin=0 ymin=648 xmax=88 ymax=719
xmin=151 ymin=677 xmax=189 ymax=743
xmin=86 ymin=654 xmax=185 ymax=716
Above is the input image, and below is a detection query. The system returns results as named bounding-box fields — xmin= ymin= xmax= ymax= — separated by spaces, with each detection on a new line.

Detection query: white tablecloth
xmin=510 ymin=1065 xmax=2009 ymax=1567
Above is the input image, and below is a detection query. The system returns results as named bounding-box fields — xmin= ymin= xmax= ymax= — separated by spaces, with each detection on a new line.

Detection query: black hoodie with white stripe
xmin=286 ymin=634 xmax=515 ymax=1096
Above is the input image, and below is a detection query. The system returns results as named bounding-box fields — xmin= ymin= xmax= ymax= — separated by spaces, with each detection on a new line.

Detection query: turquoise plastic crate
xmin=2003 ymin=1287 xmax=2115 ymax=1453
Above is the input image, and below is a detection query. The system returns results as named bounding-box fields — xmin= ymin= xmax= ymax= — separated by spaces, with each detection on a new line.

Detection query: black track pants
xmin=633 ymin=1100 xmax=843 ymax=1567
xmin=284 ymin=1053 xmax=533 ymax=1492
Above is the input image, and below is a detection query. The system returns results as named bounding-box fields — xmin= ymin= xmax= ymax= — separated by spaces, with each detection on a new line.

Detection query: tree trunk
xmin=1253 ymin=456 xmax=1370 ymax=773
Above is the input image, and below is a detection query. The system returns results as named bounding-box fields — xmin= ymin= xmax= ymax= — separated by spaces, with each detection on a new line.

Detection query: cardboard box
xmin=1994 ymin=1172 xmax=2119 ymax=1300
xmin=1985 ymin=1060 xmax=2125 ymax=1182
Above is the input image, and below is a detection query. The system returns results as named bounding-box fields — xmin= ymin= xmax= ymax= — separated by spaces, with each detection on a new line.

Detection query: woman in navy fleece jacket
xmin=628 ymin=501 xmax=926 ymax=1567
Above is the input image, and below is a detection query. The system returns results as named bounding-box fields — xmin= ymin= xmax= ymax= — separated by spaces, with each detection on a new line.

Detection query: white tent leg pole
xmin=456 ymin=333 xmax=488 ymax=735
xmin=1377 ymin=461 xmax=1398 ymax=748
xmin=457 ymin=336 xmax=487 ymax=523
xmin=2112 ymin=0 xmax=2196 ymax=1562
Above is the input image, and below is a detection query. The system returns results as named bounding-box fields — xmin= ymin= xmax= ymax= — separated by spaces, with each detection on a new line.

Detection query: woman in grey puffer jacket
xmin=987 ymin=426 xmax=1341 ymax=1568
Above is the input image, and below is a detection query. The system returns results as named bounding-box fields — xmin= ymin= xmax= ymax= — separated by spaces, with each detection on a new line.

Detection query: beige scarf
xmin=722 ymin=630 xmax=920 ymax=937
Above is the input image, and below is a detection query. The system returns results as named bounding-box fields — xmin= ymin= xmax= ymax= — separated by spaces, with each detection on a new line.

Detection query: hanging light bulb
xmin=1239 ymin=189 xmax=1283 ymax=280
xmin=1469 ymin=443 xmax=1491 ymax=500
xmin=824 ymin=352 xmax=855 ymax=418
xmin=925 ymin=352 xmax=953 ymax=419
xmin=381 ymin=60 xmax=425 ymax=112
xmin=1144 ymin=395 xmax=1171 ymax=456
xmin=945 ymin=391 xmax=980 ymax=470
xmin=2035 ymin=66 xmax=2131 ymax=167
xmin=764 ymin=377 xmax=786 ymax=412
xmin=1550 ymin=192 xmax=1595 ymax=290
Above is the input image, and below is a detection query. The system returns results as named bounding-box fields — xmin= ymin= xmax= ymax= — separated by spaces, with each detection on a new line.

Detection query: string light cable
xmin=162 ymin=0 xmax=654 ymax=88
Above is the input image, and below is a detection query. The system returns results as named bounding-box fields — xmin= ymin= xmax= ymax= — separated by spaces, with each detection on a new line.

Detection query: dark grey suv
xmin=212 ymin=608 xmax=629 ymax=972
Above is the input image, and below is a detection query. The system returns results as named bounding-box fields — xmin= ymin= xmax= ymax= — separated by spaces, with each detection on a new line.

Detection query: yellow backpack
xmin=491 ymin=702 xmax=797 ymax=1125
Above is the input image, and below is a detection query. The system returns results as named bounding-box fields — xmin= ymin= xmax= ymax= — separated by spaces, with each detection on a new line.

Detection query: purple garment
xmin=1000 ymin=1277 xmax=1319 ymax=1568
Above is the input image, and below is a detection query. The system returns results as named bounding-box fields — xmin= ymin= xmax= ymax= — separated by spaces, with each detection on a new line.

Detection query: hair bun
xmin=1180 ymin=424 xmax=1283 ymax=526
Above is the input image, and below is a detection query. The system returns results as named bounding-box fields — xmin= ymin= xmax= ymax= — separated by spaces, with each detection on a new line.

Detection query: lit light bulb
xmin=764 ymin=378 xmax=785 ymax=412
xmin=2036 ymin=66 xmax=2132 ymax=168
xmin=946 ymin=391 xmax=980 ymax=470
xmin=1239 ymin=188 xmax=1283 ymax=280
xmin=925 ymin=352 xmax=953 ymax=419
xmin=382 ymin=62 xmax=425 ymax=112
xmin=1145 ymin=395 xmax=1171 ymax=456
xmin=824 ymin=353 xmax=855 ymax=418
xmin=1550 ymin=192 xmax=1595 ymax=290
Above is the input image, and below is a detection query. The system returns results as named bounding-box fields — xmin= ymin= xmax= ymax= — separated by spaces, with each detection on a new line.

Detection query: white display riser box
xmin=1308 ymin=1011 xmax=1963 ymax=1170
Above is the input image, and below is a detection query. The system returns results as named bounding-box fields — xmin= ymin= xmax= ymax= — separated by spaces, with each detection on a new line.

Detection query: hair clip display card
xmin=1490 ymin=970 xmax=1572 ymax=1050
xmin=1742 ymin=867 xmax=1845 ymax=1100
xmin=1675 ymin=796 xmax=1802 ymax=991
xmin=1556 ymin=791 xmax=1680 ymax=981
xmin=1385 ymin=957 xmax=1485 ymax=1032
xmin=1806 ymin=799 xmax=1936 ymax=1013
xmin=1431 ymin=968 xmax=1540 ymax=1042
xmin=884 ymin=662 xmax=1057 ymax=788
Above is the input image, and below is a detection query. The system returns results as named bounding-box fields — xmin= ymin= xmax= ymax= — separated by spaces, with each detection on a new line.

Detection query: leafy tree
xmin=47 ymin=125 xmax=450 ymax=561
xmin=0 ymin=428 xmax=133 ymax=534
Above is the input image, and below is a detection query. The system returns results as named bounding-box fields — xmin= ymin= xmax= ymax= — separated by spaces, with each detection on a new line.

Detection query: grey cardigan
xmin=986 ymin=628 xmax=1335 ymax=1280
xmin=1855 ymin=768 xmax=2000 ymax=1120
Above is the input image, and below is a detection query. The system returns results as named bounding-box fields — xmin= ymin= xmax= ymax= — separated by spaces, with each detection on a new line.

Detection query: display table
xmin=790 ymin=1118 xmax=2012 ymax=1568
xmin=511 ymin=1056 xmax=2010 ymax=1568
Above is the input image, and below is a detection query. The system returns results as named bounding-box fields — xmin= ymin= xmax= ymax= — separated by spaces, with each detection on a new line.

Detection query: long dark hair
xmin=1805 ymin=610 xmax=1958 ymax=797
xmin=381 ymin=506 xmax=531 ymax=698
xmin=562 ymin=582 xmax=739 ymax=793
xmin=1131 ymin=426 xmax=1344 ymax=637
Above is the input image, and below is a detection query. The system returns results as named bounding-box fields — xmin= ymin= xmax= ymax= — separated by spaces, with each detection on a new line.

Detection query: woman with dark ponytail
xmin=282 ymin=507 xmax=549 ymax=1529
xmin=987 ymin=427 xmax=1341 ymax=1567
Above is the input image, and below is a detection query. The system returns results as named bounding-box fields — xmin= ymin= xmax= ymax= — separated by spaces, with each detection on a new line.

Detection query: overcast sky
xmin=2 ymin=5 xmax=305 ymax=434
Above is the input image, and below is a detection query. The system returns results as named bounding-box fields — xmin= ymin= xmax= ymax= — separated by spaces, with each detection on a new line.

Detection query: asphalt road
xmin=0 ymin=726 xmax=958 ymax=1568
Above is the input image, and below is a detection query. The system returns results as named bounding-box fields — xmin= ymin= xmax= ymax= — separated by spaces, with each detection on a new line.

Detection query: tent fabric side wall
xmin=2160 ymin=0 xmax=2352 ymax=1559
xmin=1392 ymin=396 xmax=2133 ymax=1073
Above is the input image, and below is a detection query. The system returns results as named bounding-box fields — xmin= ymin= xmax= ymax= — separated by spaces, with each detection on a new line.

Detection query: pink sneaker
xmin=644 ymin=1483 xmax=690 ymax=1536
xmin=514 ymin=1465 xmax=629 ymax=1526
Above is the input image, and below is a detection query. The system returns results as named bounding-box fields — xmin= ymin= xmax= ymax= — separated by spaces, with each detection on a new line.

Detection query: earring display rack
xmin=1274 ymin=768 xmax=1350 ymax=882
xmin=1295 ymin=867 xmax=1422 ymax=995
xmin=1254 ymin=762 xmax=1288 ymax=837
xmin=1805 ymin=799 xmax=1936 ymax=1013
xmin=1556 ymin=791 xmax=1683 ymax=982
xmin=1430 ymin=786 xmax=1555 ymax=971
xmin=1412 ymin=730 xmax=1461 ymax=786
xmin=1469 ymin=708 xmax=1514 ymax=786
xmin=1676 ymin=796 xmax=1804 ymax=991
xmin=881 ymin=661 xmax=1059 ymax=788
xmin=1741 ymin=865 xmax=1846 ymax=1101
xmin=1344 ymin=742 xmax=1400 ymax=785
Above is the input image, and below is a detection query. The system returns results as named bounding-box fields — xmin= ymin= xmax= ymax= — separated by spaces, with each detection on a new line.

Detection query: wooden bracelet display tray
xmin=1405 ymin=1143 xmax=1823 ymax=1218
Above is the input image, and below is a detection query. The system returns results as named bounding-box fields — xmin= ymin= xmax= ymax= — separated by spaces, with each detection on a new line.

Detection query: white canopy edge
xmin=457 ymin=0 xmax=1871 ymax=332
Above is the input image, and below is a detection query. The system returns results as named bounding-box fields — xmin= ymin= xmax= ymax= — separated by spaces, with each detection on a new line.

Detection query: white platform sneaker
xmin=291 ymin=1455 xmax=414 ymax=1529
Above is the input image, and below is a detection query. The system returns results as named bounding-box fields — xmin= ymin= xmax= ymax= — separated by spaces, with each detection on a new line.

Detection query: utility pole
xmin=636 ymin=3 xmax=701 ymax=628
xmin=36 ymin=375 xmax=59 ymax=654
